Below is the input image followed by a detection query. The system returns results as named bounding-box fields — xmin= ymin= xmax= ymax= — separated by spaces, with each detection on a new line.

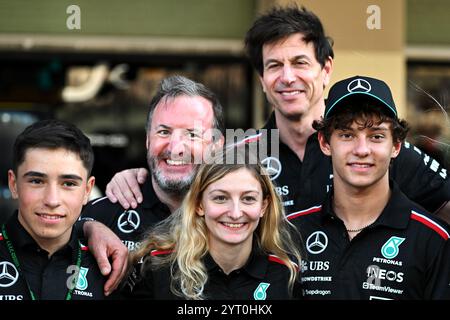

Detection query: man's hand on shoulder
xmin=105 ymin=168 xmax=148 ymax=209
xmin=83 ymin=220 xmax=128 ymax=296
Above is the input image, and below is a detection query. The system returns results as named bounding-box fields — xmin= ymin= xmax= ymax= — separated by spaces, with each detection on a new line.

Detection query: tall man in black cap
xmin=288 ymin=75 xmax=450 ymax=300
xmin=103 ymin=6 xmax=450 ymax=221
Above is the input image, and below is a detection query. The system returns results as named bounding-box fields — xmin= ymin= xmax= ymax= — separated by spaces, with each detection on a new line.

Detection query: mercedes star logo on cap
xmin=347 ymin=78 xmax=372 ymax=93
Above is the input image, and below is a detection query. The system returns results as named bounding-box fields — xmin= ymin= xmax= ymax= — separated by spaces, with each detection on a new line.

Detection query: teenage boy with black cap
xmin=288 ymin=75 xmax=450 ymax=300
xmin=0 ymin=120 xmax=108 ymax=300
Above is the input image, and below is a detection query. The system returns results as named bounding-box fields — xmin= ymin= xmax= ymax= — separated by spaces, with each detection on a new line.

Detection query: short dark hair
xmin=244 ymin=5 xmax=334 ymax=76
xmin=12 ymin=119 xmax=94 ymax=175
xmin=146 ymin=75 xmax=225 ymax=138
xmin=312 ymin=98 xmax=409 ymax=144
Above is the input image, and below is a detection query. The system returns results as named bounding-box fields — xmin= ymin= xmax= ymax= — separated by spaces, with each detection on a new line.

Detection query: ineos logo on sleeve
xmin=347 ymin=78 xmax=371 ymax=93
xmin=261 ymin=157 xmax=282 ymax=181
xmin=306 ymin=231 xmax=328 ymax=254
xmin=117 ymin=210 xmax=141 ymax=234
xmin=0 ymin=261 xmax=19 ymax=287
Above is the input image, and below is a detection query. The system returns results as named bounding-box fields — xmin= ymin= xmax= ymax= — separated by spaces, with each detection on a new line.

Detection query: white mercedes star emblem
xmin=261 ymin=157 xmax=282 ymax=181
xmin=0 ymin=261 xmax=19 ymax=287
xmin=306 ymin=231 xmax=328 ymax=254
xmin=117 ymin=210 xmax=141 ymax=234
xmin=347 ymin=78 xmax=371 ymax=93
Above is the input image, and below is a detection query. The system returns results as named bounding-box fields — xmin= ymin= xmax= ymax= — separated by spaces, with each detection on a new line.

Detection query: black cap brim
xmin=325 ymin=91 xmax=398 ymax=119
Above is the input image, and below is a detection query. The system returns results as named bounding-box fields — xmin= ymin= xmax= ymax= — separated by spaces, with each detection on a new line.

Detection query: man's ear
xmin=322 ymin=57 xmax=333 ymax=88
xmin=145 ymin=134 xmax=150 ymax=150
xmin=258 ymin=75 xmax=267 ymax=93
xmin=318 ymin=132 xmax=332 ymax=156
xmin=8 ymin=170 xmax=19 ymax=199
xmin=83 ymin=176 xmax=96 ymax=205
xmin=391 ymin=140 xmax=402 ymax=159
xmin=214 ymin=134 xmax=225 ymax=150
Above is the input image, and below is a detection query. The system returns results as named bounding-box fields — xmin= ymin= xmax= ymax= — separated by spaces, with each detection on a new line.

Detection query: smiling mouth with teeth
xmin=349 ymin=163 xmax=373 ymax=167
xmin=37 ymin=213 xmax=64 ymax=220
xmin=221 ymin=222 xmax=246 ymax=229
xmin=280 ymin=90 xmax=302 ymax=96
xmin=166 ymin=159 xmax=190 ymax=166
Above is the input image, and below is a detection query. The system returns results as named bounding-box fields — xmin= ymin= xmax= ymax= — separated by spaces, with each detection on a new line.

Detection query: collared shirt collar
xmin=261 ymin=111 xmax=320 ymax=150
xmin=204 ymin=241 xmax=268 ymax=280
xmin=141 ymin=178 xmax=167 ymax=210
xmin=5 ymin=211 xmax=79 ymax=256
xmin=321 ymin=180 xmax=411 ymax=230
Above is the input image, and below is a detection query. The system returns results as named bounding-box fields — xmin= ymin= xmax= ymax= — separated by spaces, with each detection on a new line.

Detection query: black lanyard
xmin=1 ymin=224 xmax=82 ymax=300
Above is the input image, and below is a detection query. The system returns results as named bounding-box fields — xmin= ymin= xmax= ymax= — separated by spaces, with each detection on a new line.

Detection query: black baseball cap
xmin=324 ymin=75 xmax=398 ymax=119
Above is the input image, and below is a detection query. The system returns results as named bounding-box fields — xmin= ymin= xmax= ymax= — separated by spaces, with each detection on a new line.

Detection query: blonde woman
xmin=121 ymin=146 xmax=302 ymax=300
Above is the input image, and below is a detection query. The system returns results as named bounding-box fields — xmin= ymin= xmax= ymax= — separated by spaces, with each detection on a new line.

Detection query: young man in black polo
xmin=288 ymin=75 xmax=450 ymax=300
xmin=0 ymin=119 xmax=107 ymax=300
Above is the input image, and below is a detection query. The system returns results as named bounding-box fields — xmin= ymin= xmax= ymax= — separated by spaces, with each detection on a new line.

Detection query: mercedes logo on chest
xmin=306 ymin=231 xmax=328 ymax=254
xmin=0 ymin=261 xmax=19 ymax=287
xmin=261 ymin=157 xmax=282 ymax=181
xmin=117 ymin=210 xmax=141 ymax=234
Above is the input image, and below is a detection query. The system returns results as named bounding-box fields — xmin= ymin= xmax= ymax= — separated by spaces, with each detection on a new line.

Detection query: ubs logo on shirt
xmin=301 ymin=260 xmax=330 ymax=272
xmin=123 ymin=240 xmax=141 ymax=251
xmin=276 ymin=185 xmax=289 ymax=196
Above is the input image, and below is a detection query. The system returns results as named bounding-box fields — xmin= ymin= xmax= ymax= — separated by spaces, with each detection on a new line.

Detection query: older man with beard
xmin=81 ymin=75 xmax=224 ymax=251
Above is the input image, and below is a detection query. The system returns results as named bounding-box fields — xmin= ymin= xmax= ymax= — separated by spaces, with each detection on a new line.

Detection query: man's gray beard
xmin=148 ymin=155 xmax=195 ymax=196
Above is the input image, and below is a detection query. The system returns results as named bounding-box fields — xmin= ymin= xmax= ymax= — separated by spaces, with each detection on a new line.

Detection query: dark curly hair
xmin=244 ymin=5 xmax=334 ymax=76
xmin=312 ymin=98 xmax=409 ymax=144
